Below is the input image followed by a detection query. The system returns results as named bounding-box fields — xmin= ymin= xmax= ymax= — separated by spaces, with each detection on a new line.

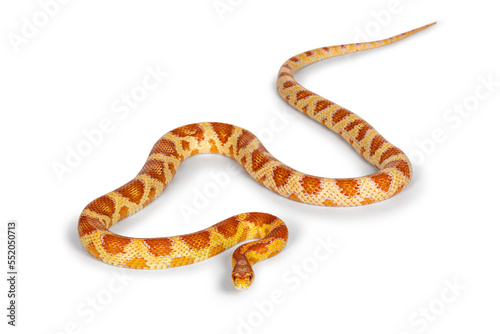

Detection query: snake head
xmin=232 ymin=271 xmax=255 ymax=290
xmin=231 ymin=259 xmax=255 ymax=290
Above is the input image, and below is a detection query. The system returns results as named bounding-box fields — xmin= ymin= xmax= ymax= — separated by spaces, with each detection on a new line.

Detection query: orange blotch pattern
xmin=144 ymin=238 xmax=174 ymax=257
xmin=101 ymin=234 xmax=132 ymax=255
xmin=115 ymin=180 xmax=145 ymax=205
xmin=361 ymin=197 xmax=374 ymax=205
xmin=369 ymin=134 xmax=386 ymax=157
xmin=236 ymin=129 xmax=255 ymax=154
xmin=78 ymin=215 xmax=103 ymax=237
xmin=150 ymin=138 xmax=181 ymax=159
xmin=251 ymin=146 xmax=271 ymax=172
xmin=370 ymin=172 xmax=393 ymax=192
xmin=384 ymin=160 xmax=411 ymax=179
xmin=86 ymin=196 xmax=115 ymax=220
xmin=245 ymin=212 xmax=275 ymax=228
xmin=180 ymin=231 xmax=211 ymax=251
xmin=335 ymin=179 xmax=361 ymax=197
xmin=126 ymin=257 xmax=149 ymax=269
xmin=332 ymin=108 xmax=351 ymax=124
xmin=278 ymin=71 xmax=292 ymax=78
xmin=322 ymin=199 xmax=338 ymax=206
xmin=300 ymin=175 xmax=323 ymax=196
xmin=211 ymin=123 xmax=234 ymax=144
xmin=314 ymin=100 xmax=333 ymax=114
xmin=272 ymin=165 xmax=293 ymax=188
xmin=170 ymin=124 xmax=205 ymax=142
xmin=140 ymin=159 xmax=166 ymax=184
xmin=295 ymin=90 xmax=314 ymax=102
xmin=215 ymin=216 xmax=240 ymax=238
xmin=379 ymin=147 xmax=404 ymax=164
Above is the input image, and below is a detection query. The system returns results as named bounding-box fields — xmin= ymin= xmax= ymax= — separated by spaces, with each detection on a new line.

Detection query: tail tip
xmin=422 ymin=21 xmax=437 ymax=29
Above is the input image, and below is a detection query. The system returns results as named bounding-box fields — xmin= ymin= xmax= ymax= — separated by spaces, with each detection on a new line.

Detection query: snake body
xmin=78 ymin=23 xmax=434 ymax=289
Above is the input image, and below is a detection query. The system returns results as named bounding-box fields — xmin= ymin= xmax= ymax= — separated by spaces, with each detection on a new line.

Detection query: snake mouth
xmin=232 ymin=272 xmax=254 ymax=290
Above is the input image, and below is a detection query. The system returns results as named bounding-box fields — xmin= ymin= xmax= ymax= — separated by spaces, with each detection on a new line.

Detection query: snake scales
xmin=78 ymin=23 xmax=434 ymax=289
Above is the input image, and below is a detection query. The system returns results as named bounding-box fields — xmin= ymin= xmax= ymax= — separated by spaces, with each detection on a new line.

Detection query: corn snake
xmin=78 ymin=23 xmax=434 ymax=289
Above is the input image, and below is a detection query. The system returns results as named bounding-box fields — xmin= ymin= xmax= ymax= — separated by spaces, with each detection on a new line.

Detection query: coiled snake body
xmin=78 ymin=23 xmax=434 ymax=289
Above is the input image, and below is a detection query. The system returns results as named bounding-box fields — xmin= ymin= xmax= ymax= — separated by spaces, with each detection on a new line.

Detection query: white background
xmin=1 ymin=0 xmax=499 ymax=333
